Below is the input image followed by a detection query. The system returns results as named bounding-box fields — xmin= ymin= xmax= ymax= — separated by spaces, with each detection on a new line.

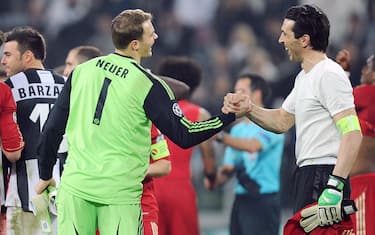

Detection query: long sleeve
xmin=38 ymin=76 xmax=71 ymax=180
xmin=144 ymin=80 xmax=235 ymax=149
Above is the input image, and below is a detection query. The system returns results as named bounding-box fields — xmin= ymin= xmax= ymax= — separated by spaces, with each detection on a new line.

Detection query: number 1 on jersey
xmin=93 ymin=77 xmax=112 ymax=125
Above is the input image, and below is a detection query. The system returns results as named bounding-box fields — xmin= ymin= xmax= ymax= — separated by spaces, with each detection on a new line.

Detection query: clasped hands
xmin=222 ymin=93 xmax=252 ymax=117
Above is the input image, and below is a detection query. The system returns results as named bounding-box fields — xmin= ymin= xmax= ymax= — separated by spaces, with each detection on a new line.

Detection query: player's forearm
xmin=0 ymin=111 xmax=24 ymax=161
xmin=333 ymin=131 xmax=362 ymax=178
xmin=156 ymin=113 xmax=235 ymax=149
xmin=200 ymin=140 xmax=217 ymax=175
xmin=146 ymin=159 xmax=171 ymax=178
xmin=38 ymin=129 xmax=63 ymax=180
xmin=2 ymin=149 xmax=22 ymax=162
xmin=221 ymin=133 xmax=262 ymax=153
xmin=38 ymin=85 xmax=70 ymax=180
xmin=216 ymin=167 xmax=234 ymax=187
xmin=245 ymin=106 xmax=293 ymax=134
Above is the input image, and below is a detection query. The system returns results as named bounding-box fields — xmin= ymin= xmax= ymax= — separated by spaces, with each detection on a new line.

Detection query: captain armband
xmin=336 ymin=115 xmax=361 ymax=135
xmin=150 ymin=139 xmax=170 ymax=160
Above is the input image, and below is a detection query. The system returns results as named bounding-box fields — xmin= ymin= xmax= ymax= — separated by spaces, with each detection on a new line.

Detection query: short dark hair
xmin=5 ymin=26 xmax=46 ymax=61
xmin=285 ymin=4 xmax=330 ymax=52
xmin=75 ymin=46 xmax=102 ymax=63
xmin=238 ymin=73 xmax=271 ymax=104
xmin=111 ymin=9 xmax=152 ymax=49
xmin=157 ymin=56 xmax=202 ymax=97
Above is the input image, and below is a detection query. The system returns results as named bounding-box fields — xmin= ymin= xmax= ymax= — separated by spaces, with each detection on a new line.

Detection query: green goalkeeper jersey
xmin=38 ymin=53 xmax=235 ymax=205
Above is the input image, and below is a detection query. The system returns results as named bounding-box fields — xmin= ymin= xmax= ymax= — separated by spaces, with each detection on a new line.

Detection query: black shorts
xmin=293 ymin=164 xmax=351 ymax=213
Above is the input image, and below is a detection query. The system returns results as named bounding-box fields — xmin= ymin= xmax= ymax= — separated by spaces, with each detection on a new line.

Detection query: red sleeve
xmin=0 ymin=83 xmax=24 ymax=152
xmin=354 ymin=85 xmax=375 ymax=137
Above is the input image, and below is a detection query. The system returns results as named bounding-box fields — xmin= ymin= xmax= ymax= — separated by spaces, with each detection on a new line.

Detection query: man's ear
xmin=21 ymin=50 xmax=35 ymax=64
xmin=129 ymin=40 xmax=139 ymax=51
xmin=300 ymin=34 xmax=311 ymax=48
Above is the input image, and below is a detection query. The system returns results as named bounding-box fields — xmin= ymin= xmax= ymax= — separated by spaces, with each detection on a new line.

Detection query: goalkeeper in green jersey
xmin=35 ymin=9 xmax=243 ymax=235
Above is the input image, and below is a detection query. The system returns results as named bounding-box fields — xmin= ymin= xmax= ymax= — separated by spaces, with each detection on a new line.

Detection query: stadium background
xmin=1 ymin=0 xmax=373 ymax=234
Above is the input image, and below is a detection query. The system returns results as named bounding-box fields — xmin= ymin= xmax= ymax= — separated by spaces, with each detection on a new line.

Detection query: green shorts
xmin=56 ymin=187 xmax=143 ymax=235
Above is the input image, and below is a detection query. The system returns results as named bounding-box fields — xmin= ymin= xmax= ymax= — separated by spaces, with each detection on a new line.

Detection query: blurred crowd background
xmin=1 ymin=0 xmax=373 ymax=234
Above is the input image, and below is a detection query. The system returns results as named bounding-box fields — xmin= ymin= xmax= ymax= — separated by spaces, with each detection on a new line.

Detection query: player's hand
xmin=300 ymin=198 xmax=357 ymax=233
xmin=300 ymin=204 xmax=320 ymax=233
xmin=335 ymin=49 xmax=351 ymax=71
xmin=300 ymin=174 xmax=345 ymax=232
xmin=222 ymin=93 xmax=252 ymax=118
xmin=317 ymin=174 xmax=345 ymax=226
xmin=35 ymin=178 xmax=56 ymax=195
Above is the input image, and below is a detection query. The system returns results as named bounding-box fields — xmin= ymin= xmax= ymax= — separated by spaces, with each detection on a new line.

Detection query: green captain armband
xmin=336 ymin=115 xmax=361 ymax=135
xmin=150 ymin=139 xmax=170 ymax=160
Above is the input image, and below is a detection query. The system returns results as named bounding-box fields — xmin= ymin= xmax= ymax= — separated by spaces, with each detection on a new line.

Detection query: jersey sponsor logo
xmin=96 ymin=59 xmax=129 ymax=79
xmin=172 ymin=103 xmax=183 ymax=117
xmin=13 ymin=84 xmax=64 ymax=101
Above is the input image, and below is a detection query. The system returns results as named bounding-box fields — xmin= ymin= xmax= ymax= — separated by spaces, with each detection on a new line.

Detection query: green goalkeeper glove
xmin=317 ymin=174 xmax=345 ymax=226
xmin=300 ymin=199 xmax=357 ymax=233
xmin=31 ymin=186 xmax=57 ymax=233
xmin=299 ymin=174 xmax=347 ymax=233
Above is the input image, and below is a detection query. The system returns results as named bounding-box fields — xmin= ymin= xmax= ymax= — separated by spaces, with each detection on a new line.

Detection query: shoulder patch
xmin=172 ymin=103 xmax=183 ymax=117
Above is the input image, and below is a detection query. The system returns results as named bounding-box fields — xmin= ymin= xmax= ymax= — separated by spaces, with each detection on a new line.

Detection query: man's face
xmin=360 ymin=55 xmax=375 ymax=85
xmin=63 ymin=49 xmax=80 ymax=77
xmin=1 ymin=41 xmax=25 ymax=77
xmin=235 ymin=78 xmax=252 ymax=97
xmin=278 ymin=19 xmax=303 ymax=62
xmin=138 ymin=20 xmax=158 ymax=58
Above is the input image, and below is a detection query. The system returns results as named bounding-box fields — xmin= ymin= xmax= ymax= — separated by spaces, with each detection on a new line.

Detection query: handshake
xmin=222 ymin=93 xmax=252 ymax=117
xmin=299 ymin=175 xmax=357 ymax=233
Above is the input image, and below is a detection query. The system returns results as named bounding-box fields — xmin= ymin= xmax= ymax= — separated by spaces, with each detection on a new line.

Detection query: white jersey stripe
xmin=37 ymin=70 xmax=55 ymax=84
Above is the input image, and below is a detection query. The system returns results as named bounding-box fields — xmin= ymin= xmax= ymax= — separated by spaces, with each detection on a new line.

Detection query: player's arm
xmin=0 ymin=85 xmax=24 ymax=162
xmin=146 ymin=159 xmax=171 ymax=178
xmin=197 ymin=108 xmax=218 ymax=185
xmin=218 ymin=132 xmax=262 ymax=153
xmin=146 ymin=125 xmax=171 ymax=178
xmin=332 ymin=108 xmax=362 ymax=178
xmin=144 ymin=80 xmax=235 ymax=149
xmin=213 ymin=164 xmax=235 ymax=189
xmin=36 ymin=75 xmax=71 ymax=192
xmin=302 ymin=109 xmax=362 ymax=229
xmin=223 ymin=93 xmax=294 ymax=134
xmin=245 ymin=106 xmax=294 ymax=134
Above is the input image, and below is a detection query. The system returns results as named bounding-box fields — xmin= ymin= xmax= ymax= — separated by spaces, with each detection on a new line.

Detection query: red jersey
xmin=160 ymin=100 xmax=200 ymax=180
xmin=141 ymin=124 xmax=170 ymax=222
xmin=284 ymin=203 xmax=355 ymax=235
xmin=350 ymin=173 xmax=375 ymax=235
xmin=153 ymin=100 xmax=201 ymax=235
xmin=0 ymin=82 xmax=23 ymax=152
xmin=353 ymin=84 xmax=375 ymax=137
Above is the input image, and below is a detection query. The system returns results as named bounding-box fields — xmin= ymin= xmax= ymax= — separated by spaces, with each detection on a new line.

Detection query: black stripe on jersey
xmin=74 ymin=224 xmax=80 ymax=235
xmin=131 ymin=62 xmax=155 ymax=81
xmin=24 ymin=69 xmax=41 ymax=83
xmin=4 ymin=79 xmax=13 ymax=88
xmin=131 ymin=62 xmax=174 ymax=100
xmin=16 ymin=160 xmax=31 ymax=211
xmin=6 ymin=69 xmax=65 ymax=87
xmin=24 ymin=69 xmax=65 ymax=84
xmin=93 ymin=77 xmax=112 ymax=125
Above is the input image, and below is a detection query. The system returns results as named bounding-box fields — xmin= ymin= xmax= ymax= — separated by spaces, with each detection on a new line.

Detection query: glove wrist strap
xmin=327 ymin=174 xmax=345 ymax=191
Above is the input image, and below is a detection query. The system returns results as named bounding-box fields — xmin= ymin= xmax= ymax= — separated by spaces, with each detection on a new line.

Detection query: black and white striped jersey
xmin=5 ymin=68 xmax=65 ymax=211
